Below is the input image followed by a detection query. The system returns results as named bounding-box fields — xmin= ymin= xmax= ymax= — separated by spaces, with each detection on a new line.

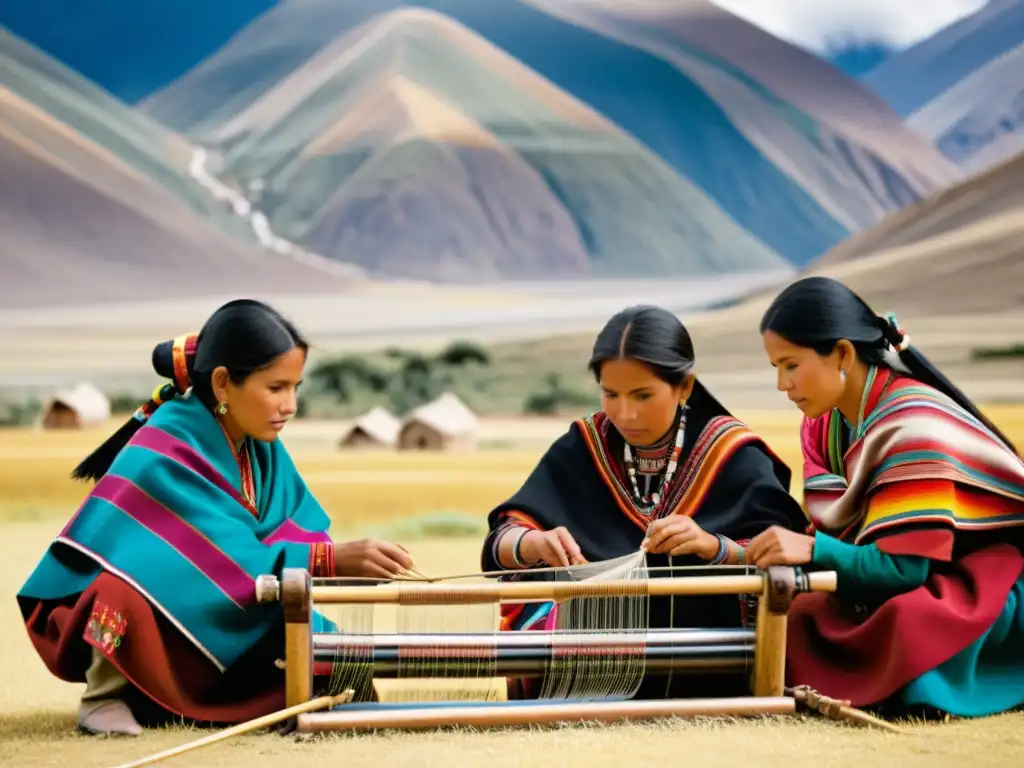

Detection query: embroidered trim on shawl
xmin=576 ymin=412 xmax=760 ymax=532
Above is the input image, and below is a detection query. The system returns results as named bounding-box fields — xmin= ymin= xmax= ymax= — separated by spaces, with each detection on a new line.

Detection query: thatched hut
xmin=41 ymin=382 xmax=110 ymax=430
xmin=337 ymin=405 xmax=400 ymax=450
xmin=397 ymin=393 xmax=478 ymax=451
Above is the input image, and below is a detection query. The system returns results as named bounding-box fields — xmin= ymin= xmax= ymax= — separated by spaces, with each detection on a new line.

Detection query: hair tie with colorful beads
xmin=879 ymin=312 xmax=910 ymax=353
xmin=132 ymin=382 xmax=179 ymax=423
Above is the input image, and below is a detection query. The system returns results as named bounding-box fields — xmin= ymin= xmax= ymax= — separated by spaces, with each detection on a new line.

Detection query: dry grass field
xmin=1 ymin=407 xmax=1023 ymax=767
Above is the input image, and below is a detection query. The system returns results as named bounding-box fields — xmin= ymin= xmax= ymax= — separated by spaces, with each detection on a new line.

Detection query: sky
xmin=710 ymin=0 xmax=988 ymax=52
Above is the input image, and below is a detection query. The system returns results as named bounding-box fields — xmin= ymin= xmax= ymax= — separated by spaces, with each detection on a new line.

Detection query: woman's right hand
xmin=519 ymin=527 xmax=588 ymax=567
xmin=334 ymin=538 xmax=414 ymax=579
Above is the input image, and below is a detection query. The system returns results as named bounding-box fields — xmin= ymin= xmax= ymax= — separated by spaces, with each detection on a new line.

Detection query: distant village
xmin=37 ymin=383 xmax=482 ymax=453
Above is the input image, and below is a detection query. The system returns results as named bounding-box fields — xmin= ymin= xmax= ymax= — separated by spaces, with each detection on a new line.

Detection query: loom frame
xmin=254 ymin=565 xmax=838 ymax=732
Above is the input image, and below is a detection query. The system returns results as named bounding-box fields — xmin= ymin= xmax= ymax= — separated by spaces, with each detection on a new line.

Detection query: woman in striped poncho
xmin=18 ymin=300 xmax=414 ymax=736
xmin=748 ymin=276 xmax=1024 ymax=719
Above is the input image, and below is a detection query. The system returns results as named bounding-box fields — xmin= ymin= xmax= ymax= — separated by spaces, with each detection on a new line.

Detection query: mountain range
xmin=0 ymin=0 xmax=1019 ymax=301
xmin=0 ymin=0 xmax=962 ymax=290
xmin=811 ymin=151 xmax=1024 ymax=315
xmin=143 ymin=6 xmax=792 ymax=281
xmin=0 ymin=26 xmax=354 ymax=310
xmin=864 ymin=0 xmax=1024 ymax=174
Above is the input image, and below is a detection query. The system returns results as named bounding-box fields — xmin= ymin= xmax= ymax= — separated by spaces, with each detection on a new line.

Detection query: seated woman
xmin=748 ymin=275 xmax=1024 ymax=719
xmin=17 ymin=299 xmax=415 ymax=736
xmin=481 ymin=305 xmax=809 ymax=699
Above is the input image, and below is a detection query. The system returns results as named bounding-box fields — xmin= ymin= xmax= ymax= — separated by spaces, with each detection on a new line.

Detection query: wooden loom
xmin=253 ymin=562 xmax=842 ymax=733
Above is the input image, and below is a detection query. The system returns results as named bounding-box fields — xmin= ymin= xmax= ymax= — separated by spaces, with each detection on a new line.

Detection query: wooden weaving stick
xmin=786 ymin=685 xmax=908 ymax=734
xmin=109 ymin=689 xmax=355 ymax=768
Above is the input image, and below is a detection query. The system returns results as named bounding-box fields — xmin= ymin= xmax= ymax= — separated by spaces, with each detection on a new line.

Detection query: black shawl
xmin=483 ymin=393 xmax=807 ymax=570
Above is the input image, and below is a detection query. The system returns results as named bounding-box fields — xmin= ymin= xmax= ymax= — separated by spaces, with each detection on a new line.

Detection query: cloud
xmin=710 ymin=0 xmax=988 ymax=51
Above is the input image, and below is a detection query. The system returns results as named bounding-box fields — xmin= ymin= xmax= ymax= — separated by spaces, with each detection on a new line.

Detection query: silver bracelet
xmin=508 ymin=527 xmax=531 ymax=569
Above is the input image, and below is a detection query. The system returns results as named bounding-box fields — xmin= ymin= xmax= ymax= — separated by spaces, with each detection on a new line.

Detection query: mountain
xmin=863 ymin=0 xmax=1024 ymax=116
xmin=0 ymin=2 xmax=277 ymax=103
xmin=810 ymin=149 xmax=1024 ymax=314
xmin=863 ymin=1 xmax=1024 ymax=173
xmin=641 ymin=150 xmax=1024 ymax=407
xmin=138 ymin=0 xmax=959 ymax=272
xmin=475 ymin=148 xmax=1024 ymax=408
xmin=0 ymin=26 xmax=253 ymax=241
xmin=702 ymin=147 xmax=1024 ymax=349
xmin=139 ymin=7 xmax=789 ymax=281
xmin=0 ymin=29 xmax=355 ymax=309
xmin=528 ymin=0 xmax=956 ymax=231
xmin=0 ymin=85 xmax=353 ymax=311
xmin=905 ymin=44 xmax=1024 ymax=174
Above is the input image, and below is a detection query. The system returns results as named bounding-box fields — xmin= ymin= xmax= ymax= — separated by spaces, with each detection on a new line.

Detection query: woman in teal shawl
xmin=17 ymin=300 xmax=415 ymax=736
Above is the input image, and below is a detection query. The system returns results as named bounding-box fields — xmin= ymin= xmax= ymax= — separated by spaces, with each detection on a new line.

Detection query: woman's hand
xmin=519 ymin=527 xmax=588 ymax=567
xmin=642 ymin=516 xmax=719 ymax=560
xmin=334 ymin=538 xmax=415 ymax=579
xmin=745 ymin=526 xmax=815 ymax=569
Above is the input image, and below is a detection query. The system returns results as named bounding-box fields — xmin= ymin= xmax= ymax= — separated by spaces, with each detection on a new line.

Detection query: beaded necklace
xmin=622 ymin=407 xmax=686 ymax=514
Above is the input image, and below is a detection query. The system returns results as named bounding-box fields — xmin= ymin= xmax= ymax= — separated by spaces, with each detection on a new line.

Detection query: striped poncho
xmin=787 ymin=366 xmax=1024 ymax=715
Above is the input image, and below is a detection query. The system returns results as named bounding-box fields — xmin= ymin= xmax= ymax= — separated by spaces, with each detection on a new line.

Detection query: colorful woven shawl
xmin=18 ymin=394 xmax=333 ymax=672
xmin=801 ymin=367 xmax=1024 ymax=551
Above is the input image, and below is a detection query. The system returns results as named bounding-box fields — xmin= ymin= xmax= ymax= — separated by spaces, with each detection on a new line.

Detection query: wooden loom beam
xmin=280 ymin=569 xmax=313 ymax=707
xmin=289 ymin=571 xmax=837 ymax=605
xmin=295 ymin=696 xmax=798 ymax=732
xmin=752 ymin=566 xmax=796 ymax=697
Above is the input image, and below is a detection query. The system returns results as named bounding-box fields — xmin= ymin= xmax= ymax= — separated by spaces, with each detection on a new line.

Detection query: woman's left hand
xmin=745 ymin=526 xmax=815 ymax=568
xmin=642 ymin=516 xmax=719 ymax=560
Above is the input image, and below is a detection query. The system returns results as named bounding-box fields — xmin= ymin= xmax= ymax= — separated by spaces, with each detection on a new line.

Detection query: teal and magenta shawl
xmin=18 ymin=393 xmax=333 ymax=672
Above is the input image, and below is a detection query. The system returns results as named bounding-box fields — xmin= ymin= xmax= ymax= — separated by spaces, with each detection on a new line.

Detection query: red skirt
xmin=785 ymin=543 xmax=1023 ymax=706
xmin=21 ymin=571 xmax=286 ymax=725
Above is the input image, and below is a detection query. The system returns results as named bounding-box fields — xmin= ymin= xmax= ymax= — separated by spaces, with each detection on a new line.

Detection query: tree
xmin=387 ymin=352 xmax=441 ymax=414
xmin=308 ymin=356 xmax=389 ymax=403
xmin=523 ymin=372 xmax=596 ymax=415
xmin=306 ymin=340 xmax=492 ymax=416
xmin=435 ymin=341 xmax=490 ymax=367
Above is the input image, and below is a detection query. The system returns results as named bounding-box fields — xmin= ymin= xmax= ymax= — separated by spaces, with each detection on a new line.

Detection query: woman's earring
xmin=216 ymin=401 xmax=229 ymax=416
xmin=839 ymin=369 xmax=847 ymax=384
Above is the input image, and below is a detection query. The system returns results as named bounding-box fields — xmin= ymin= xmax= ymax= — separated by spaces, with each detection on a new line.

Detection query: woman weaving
xmin=17 ymin=300 xmax=416 ymax=736
xmin=481 ymin=305 xmax=808 ymax=698
xmin=747 ymin=276 xmax=1024 ymax=718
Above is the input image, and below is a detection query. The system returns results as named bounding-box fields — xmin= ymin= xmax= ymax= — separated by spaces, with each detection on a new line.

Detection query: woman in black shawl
xmin=481 ymin=305 xmax=808 ymax=699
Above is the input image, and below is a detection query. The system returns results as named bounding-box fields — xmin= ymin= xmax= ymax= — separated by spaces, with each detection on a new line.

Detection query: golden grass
xmin=3 ymin=404 xmax=1022 ymax=527
xmin=1 ymin=407 xmax=1023 ymax=766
